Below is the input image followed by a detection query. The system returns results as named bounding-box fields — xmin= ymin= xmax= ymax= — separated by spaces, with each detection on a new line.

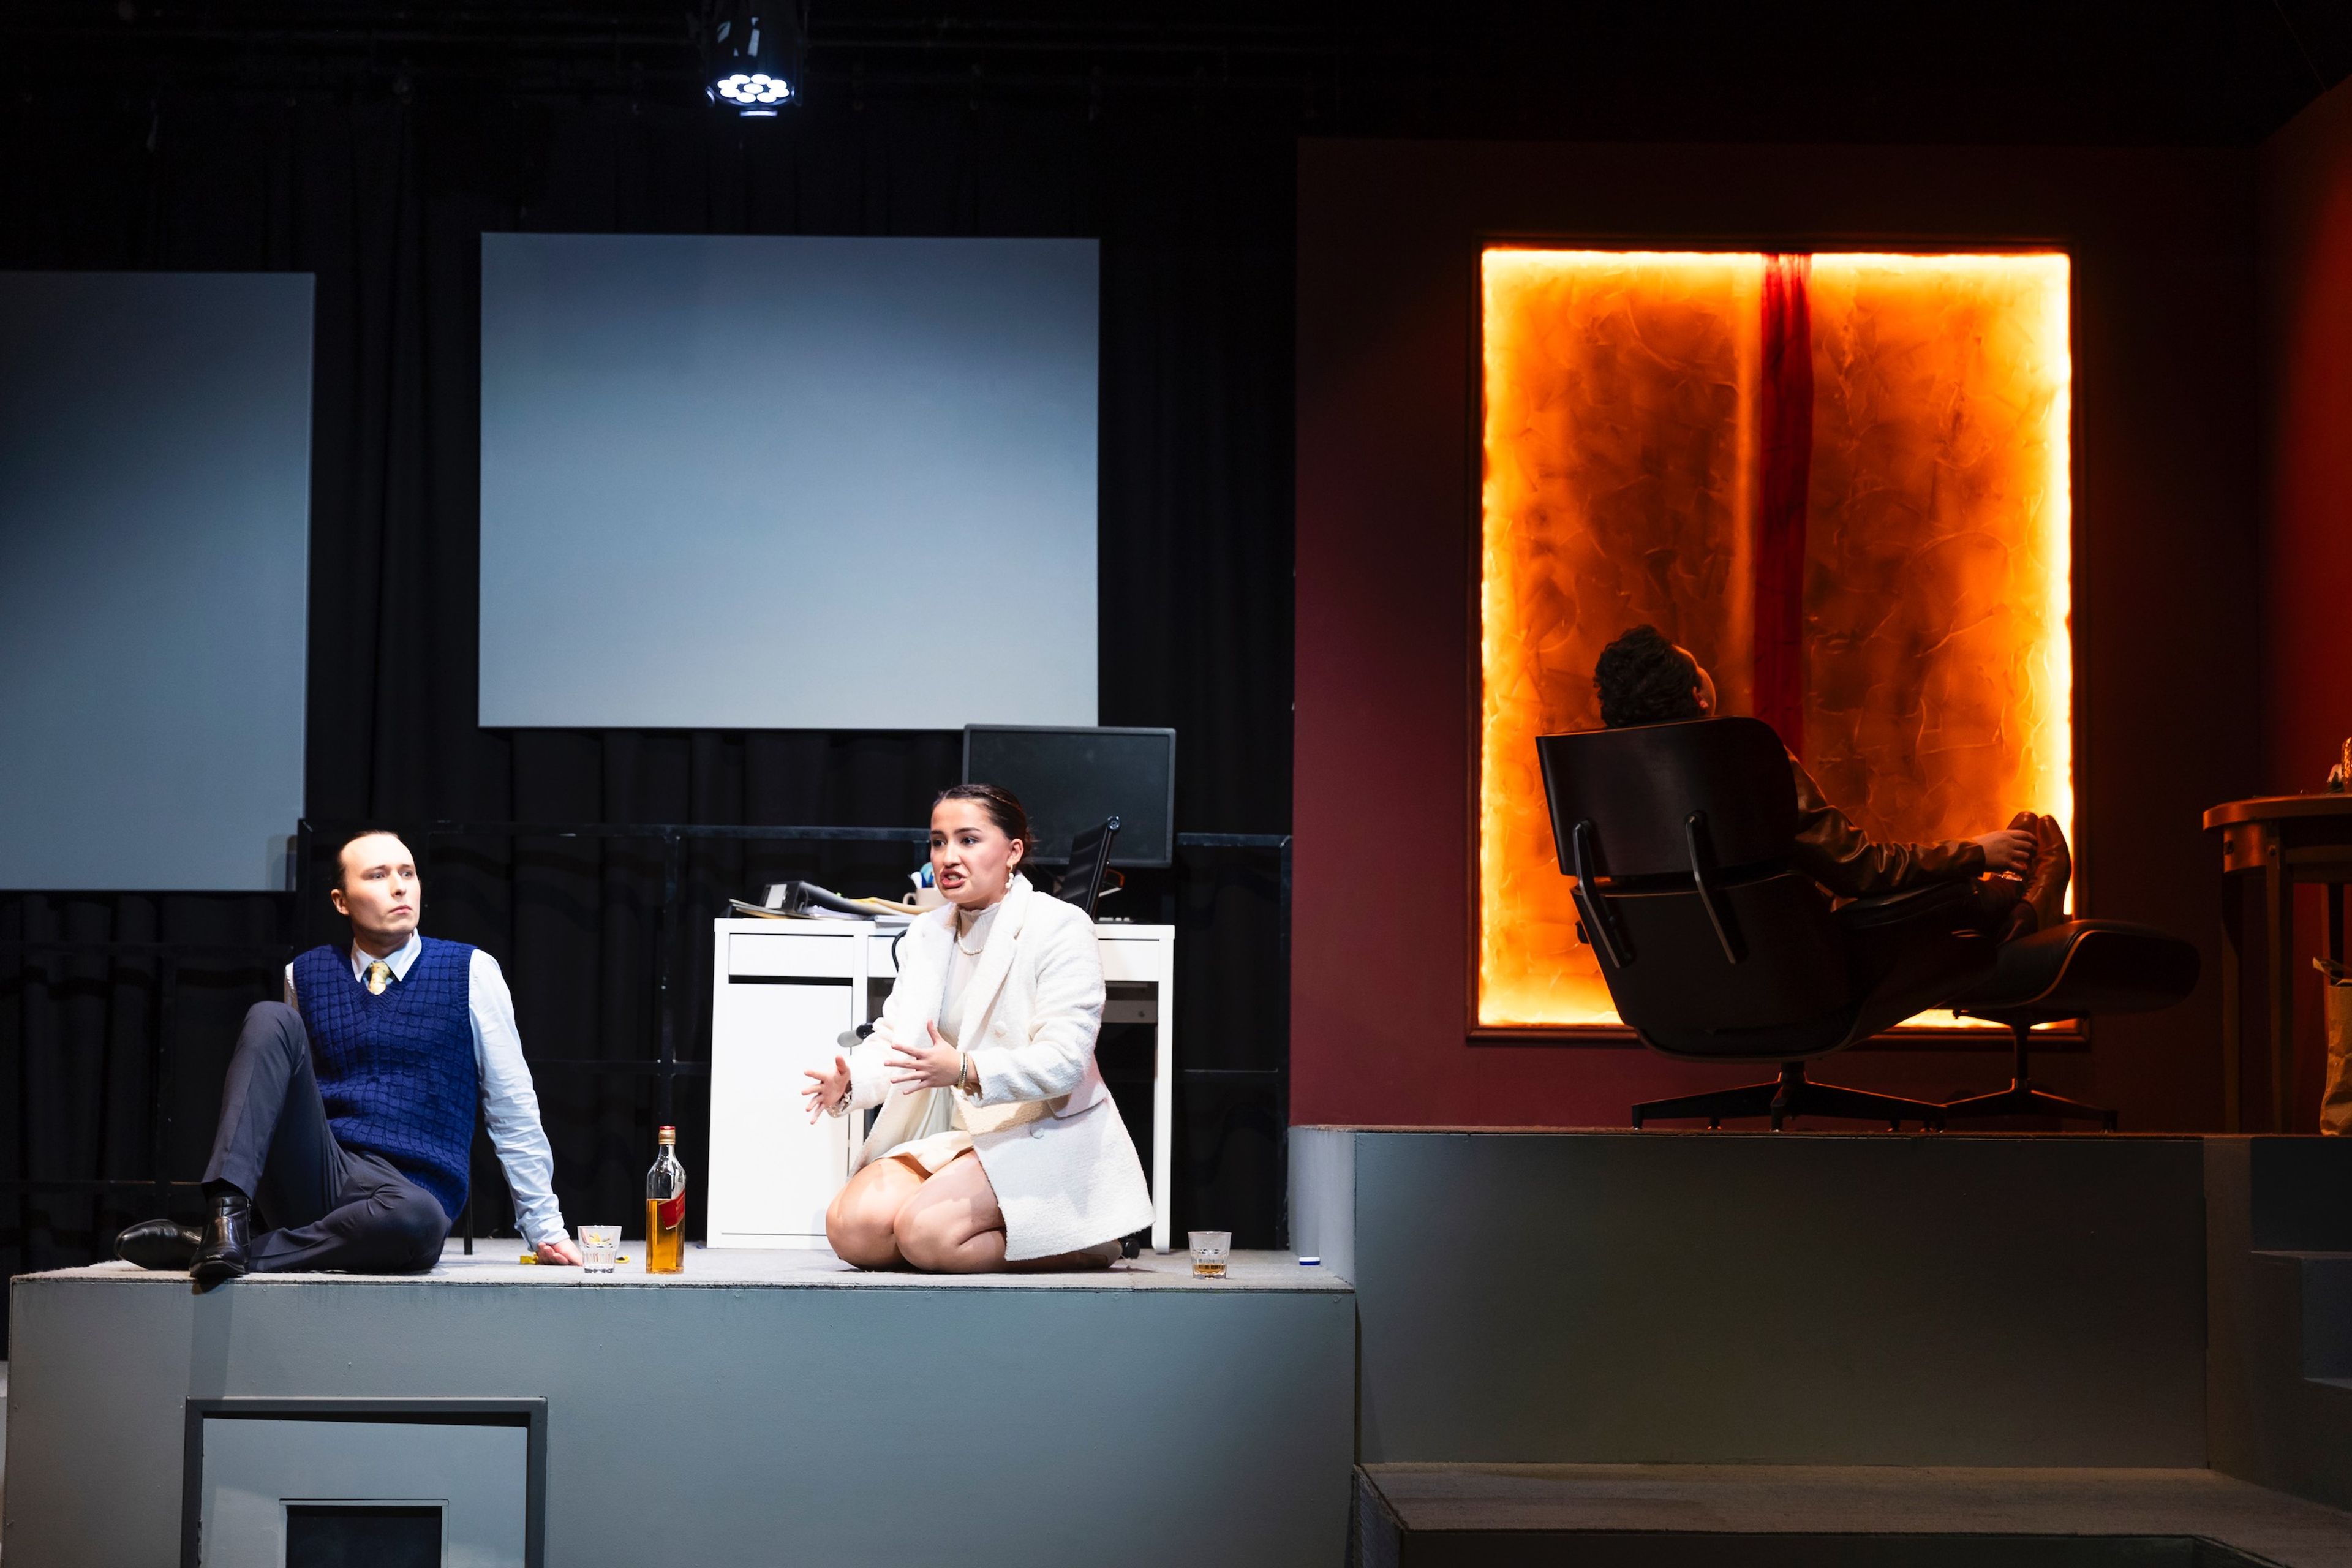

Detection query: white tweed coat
xmin=842 ymin=874 xmax=1153 ymax=1259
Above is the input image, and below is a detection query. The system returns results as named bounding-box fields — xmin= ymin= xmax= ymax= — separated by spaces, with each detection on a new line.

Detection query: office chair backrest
xmin=1537 ymin=717 xmax=1796 ymax=878
xmin=1057 ymin=816 xmax=1120 ymax=919
xmin=1535 ymin=718 xmax=1854 ymax=1056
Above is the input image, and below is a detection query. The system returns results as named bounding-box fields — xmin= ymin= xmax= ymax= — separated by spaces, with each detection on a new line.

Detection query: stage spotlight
xmin=704 ymin=1 xmax=807 ymax=117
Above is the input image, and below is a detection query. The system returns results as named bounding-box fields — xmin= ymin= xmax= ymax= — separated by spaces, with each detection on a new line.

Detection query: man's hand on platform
xmin=803 ymin=1053 xmax=851 ymax=1123
xmin=536 ymin=1238 xmax=583 ymax=1265
xmin=888 ymin=1021 xmax=964 ymax=1093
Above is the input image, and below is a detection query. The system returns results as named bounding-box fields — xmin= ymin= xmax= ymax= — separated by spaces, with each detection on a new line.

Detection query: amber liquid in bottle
xmin=645 ymin=1125 xmax=687 ymax=1274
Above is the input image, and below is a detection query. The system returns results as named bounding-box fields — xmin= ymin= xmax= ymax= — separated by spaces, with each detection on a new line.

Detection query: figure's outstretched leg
xmin=826 ymin=1155 xmax=927 ymax=1268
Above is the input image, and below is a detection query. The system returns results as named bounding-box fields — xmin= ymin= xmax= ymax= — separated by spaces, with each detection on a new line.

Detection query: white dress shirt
xmin=284 ymin=932 xmax=567 ymax=1247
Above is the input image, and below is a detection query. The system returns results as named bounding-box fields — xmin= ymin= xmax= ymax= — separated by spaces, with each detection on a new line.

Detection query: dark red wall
xmin=1293 ymin=139 xmax=2262 ymax=1131
xmin=2261 ymin=77 xmax=2352 ymax=1123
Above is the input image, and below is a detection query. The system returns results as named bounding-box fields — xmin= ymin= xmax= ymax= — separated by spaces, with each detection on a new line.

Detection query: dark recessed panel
xmin=284 ymin=1503 xmax=442 ymax=1568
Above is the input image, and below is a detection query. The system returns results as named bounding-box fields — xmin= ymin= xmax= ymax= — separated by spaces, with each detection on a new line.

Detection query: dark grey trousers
xmin=203 ymin=1001 xmax=453 ymax=1274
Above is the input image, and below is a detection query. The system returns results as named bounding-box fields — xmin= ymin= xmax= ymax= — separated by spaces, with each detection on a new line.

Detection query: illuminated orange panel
xmin=1479 ymin=251 xmax=1763 ymax=1027
xmin=1478 ymin=249 xmax=2073 ymax=1031
xmin=1804 ymin=255 xmax=2074 ymax=1028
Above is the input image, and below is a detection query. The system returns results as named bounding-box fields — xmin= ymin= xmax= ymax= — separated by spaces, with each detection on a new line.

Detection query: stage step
xmin=2207 ymin=1139 xmax=2352 ymax=1511
xmin=2249 ymin=1251 xmax=2352 ymax=1377
xmin=2243 ymin=1139 xmax=2352 ymax=1253
xmin=1349 ymin=1464 xmax=2352 ymax=1568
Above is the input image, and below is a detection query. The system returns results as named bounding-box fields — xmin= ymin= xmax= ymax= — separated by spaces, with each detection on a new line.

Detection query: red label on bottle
xmin=656 ymin=1193 xmax=685 ymax=1230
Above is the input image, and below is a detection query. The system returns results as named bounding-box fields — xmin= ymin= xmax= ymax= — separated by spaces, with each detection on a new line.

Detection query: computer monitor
xmin=961 ymin=726 xmax=1176 ymax=868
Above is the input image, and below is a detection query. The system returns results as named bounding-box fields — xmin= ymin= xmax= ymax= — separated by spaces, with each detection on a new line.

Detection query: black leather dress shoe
xmin=191 ymin=1194 xmax=252 ymax=1284
xmin=115 ymin=1218 xmax=202 ymax=1272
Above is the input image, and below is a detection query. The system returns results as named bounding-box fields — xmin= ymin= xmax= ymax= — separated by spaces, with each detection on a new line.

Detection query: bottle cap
xmin=657 ymin=1125 xmax=676 ymax=1141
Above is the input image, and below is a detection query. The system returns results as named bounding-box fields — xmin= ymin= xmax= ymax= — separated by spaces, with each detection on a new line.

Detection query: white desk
xmin=707 ymin=918 xmax=1177 ymax=1253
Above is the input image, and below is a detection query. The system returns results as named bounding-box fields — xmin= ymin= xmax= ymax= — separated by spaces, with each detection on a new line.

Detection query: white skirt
xmin=878 ymin=1084 xmax=970 ymax=1174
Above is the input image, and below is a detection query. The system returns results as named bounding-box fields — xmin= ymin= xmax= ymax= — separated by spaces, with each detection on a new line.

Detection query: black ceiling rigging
xmin=2 ymin=1 xmax=2351 ymax=145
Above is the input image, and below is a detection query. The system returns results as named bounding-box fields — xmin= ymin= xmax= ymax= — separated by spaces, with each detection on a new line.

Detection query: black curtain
xmin=0 ymin=86 xmax=1295 ymax=1317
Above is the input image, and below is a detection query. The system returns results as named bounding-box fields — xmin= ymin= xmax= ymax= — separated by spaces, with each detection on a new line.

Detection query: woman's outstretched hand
xmin=802 ymin=1053 xmax=851 ymax=1123
xmin=887 ymin=1020 xmax=965 ymax=1093
xmin=1971 ymin=828 xmax=2034 ymax=875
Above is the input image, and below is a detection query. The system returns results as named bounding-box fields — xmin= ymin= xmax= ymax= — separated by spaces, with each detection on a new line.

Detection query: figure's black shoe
xmin=115 ymin=1218 xmax=202 ymax=1272
xmin=191 ymin=1194 xmax=252 ymax=1284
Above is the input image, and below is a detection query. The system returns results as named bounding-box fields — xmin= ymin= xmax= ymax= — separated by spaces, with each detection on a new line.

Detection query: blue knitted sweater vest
xmin=292 ymin=938 xmax=478 ymax=1221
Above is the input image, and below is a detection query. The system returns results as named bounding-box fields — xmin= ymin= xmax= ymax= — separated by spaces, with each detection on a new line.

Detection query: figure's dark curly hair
xmin=1593 ymin=624 xmax=1704 ymax=728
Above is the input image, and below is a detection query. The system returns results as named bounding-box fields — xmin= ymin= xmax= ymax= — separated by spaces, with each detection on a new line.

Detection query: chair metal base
xmin=1937 ymin=1020 xmax=2117 ymax=1131
xmin=1634 ymin=1061 xmax=1946 ymax=1131
xmin=1937 ymin=1081 xmax=2117 ymax=1131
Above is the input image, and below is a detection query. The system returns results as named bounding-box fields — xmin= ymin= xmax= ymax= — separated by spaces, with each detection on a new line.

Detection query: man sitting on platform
xmin=115 ymin=829 xmax=578 ymax=1282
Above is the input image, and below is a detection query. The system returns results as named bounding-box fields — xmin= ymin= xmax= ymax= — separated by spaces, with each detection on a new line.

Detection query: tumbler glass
xmin=577 ymin=1224 xmax=622 ymax=1274
xmin=1188 ymin=1230 xmax=1231 ymax=1279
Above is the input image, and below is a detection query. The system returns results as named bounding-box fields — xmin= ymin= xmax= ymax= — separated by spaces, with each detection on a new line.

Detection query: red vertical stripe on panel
xmin=1755 ymin=253 xmax=1812 ymax=756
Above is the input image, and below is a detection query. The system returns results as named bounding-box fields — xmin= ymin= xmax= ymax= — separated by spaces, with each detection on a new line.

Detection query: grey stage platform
xmin=1353 ymin=1464 xmax=2352 ymax=1567
xmin=5 ymin=1245 xmax=1354 ymax=1567
xmin=1292 ymin=1125 xmax=2352 ymax=1501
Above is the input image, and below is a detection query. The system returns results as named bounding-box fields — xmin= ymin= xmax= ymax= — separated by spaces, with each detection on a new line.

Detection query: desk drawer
xmin=728 ymin=930 xmax=859 ymax=980
xmin=1096 ymin=938 xmax=1167 ymax=984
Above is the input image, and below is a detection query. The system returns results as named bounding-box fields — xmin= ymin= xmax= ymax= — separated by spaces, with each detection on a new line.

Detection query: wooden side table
xmin=2203 ymin=794 xmax=2352 ymax=1131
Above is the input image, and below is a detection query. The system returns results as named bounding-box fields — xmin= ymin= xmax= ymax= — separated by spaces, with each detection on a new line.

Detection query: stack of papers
xmin=728 ymin=897 xmax=915 ymax=927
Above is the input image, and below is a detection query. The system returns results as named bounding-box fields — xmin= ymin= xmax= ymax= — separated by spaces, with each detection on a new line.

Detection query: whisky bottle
xmin=645 ymin=1125 xmax=687 ymax=1274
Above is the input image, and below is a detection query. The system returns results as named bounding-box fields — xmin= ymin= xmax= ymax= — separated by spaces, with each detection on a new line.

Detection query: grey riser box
xmin=1293 ymin=1126 xmax=2214 ymax=1467
xmin=5 ymin=1262 xmax=1353 ymax=1567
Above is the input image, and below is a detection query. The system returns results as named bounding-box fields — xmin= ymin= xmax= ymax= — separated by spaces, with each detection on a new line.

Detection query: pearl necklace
xmin=955 ymin=905 xmax=996 ymax=956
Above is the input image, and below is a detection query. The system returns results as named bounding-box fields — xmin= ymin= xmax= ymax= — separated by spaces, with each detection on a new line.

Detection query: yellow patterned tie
xmin=365 ymin=960 xmax=391 ymax=996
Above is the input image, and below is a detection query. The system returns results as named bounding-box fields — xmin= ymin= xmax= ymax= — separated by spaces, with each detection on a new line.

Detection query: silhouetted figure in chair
xmin=1540 ymin=627 xmax=2076 ymax=1129
xmin=1593 ymin=627 xmax=2072 ymax=938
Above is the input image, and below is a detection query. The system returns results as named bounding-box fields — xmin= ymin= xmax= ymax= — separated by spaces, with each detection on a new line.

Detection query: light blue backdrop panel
xmin=479 ymin=233 xmax=1099 ymax=729
xmin=0 ymin=273 xmax=312 ymax=892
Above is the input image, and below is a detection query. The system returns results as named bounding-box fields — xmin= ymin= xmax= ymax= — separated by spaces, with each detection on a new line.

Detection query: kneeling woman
xmin=801 ymin=784 xmax=1152 ymax=1272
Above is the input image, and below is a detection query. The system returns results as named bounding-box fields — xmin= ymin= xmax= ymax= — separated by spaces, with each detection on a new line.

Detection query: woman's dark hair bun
xmin=933 ymin=783 xmax=1033 ymax=869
